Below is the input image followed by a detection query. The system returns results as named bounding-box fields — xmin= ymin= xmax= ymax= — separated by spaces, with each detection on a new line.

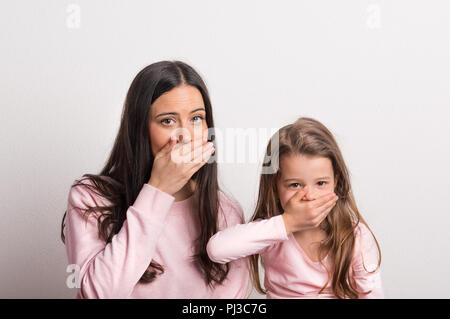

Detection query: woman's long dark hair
xmin=61 ymin=61 xmax=229 ymax=285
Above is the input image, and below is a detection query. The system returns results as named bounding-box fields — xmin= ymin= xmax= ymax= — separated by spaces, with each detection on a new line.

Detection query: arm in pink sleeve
xmin=352 ymin=223 xmax=384 ymax=299
xmin=64 ymin=182 xmax=174 ymax=298
xmin=212 ymin=193 xmax=252 ymax=298
xmin=206 ymin=214 xmax=289 ymax=264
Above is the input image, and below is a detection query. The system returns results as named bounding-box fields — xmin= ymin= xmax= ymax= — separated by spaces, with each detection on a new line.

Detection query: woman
xmin=60 ymin=60 xmax=250 ymax=298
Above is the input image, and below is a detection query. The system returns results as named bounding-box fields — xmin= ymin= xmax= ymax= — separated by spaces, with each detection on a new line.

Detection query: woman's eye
xmin=317 ymin=181 xmax=327 ymax=186
xmin=161 ymin=118 xmax=175 ymax=125
xmin=192 ymin=115 xmax=204 ymax=123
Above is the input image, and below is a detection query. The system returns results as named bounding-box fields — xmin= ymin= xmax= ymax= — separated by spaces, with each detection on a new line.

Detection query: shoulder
xmin=217 ymin=190 xmax=245 ymax=229
xmin=66 ymin=176 xmax=110 ymax=217
xmin=352 ymin=221 xmax=380 ymax=268
xmin=353 ymin=222 xmax=375 ymax=247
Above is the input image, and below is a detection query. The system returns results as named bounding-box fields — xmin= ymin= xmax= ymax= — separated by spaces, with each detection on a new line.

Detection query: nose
xmin=170 ymin=127 xmax=191 ymax=144
xmin=302 ymin=187 xmax=317 ymax=201
xmin=170 ymin=126 xmax=205 ymax=145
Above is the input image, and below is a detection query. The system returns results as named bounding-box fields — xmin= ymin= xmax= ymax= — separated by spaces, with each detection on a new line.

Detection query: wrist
xmin=148 ymin=178 xmax=164 ymax=193
xmin=282 ymin=213 xmax=293 ymax=235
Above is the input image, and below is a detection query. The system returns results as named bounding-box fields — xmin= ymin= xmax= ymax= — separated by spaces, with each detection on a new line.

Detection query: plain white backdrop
xmin=0 ymin=0 xmax=449 ymax=298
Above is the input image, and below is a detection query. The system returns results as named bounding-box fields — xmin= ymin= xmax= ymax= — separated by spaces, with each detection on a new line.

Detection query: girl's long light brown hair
xmin=250 ymin=117 xmax=381 ymax=299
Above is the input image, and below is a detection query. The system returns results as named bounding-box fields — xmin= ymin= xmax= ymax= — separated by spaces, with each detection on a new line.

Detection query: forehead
xmin=279 ymin=154 xmax=333 ymax=180
xmin=151 ymin=85 xmax=204 ymax=116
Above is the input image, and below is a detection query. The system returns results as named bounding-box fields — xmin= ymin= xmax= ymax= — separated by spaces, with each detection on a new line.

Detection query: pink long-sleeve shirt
xmin=207 ymin=214 xmax=384 ymax=299
xmin=64 ymin=180 xmax=250 ymax=298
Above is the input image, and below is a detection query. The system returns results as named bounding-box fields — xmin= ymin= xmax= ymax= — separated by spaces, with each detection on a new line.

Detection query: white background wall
xmin=0 ymin=0 xmax=448 ymax=298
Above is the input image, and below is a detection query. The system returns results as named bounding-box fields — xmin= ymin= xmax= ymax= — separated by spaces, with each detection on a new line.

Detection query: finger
xmin=192 ymin=142 xmax=215 ymax=164
xmin=289 ymin=186 xmax=309 ymax=203
xmin=158 ymin=137 xmax=177 ymax=156
xmin=316 ymin=195 xmax=338 ymax=213
xmin=174 ymin=135 xmax=208 ymax=158
xmin=170 ymin=140 xmax=194 ymax=163
xmin=190 ymin=136 xmax=210 ymax=158
xmin=184 ymin=143 xmax=214 ymax=176
xmin=182 ymin=140 xmax=213 ymax=159
xmin=187 ymin=154 xmax=210 ymax=177
xmin=202 ymin=129 xmax=209 ymax=143
xmin=314 ymin=202 xmax=336 ymax=225
xmin=182 ymin=146 xmax=214 ymax=181
xmin=179 ymin=132 xmax=203 ymax=146
xmin=191 ymin=128 xmax=208 ymax=144
xmin=169 ymin=140 xmax=188 ymax=162
xmin=312 ymin=191 xmax=337 ymax=209
xmin=175 ymin=142 xmax=212 ymax=164
xmin=188 ymin=142 xmax=214 ymax=164
xmin=172 ymin=134 xmax=206 ymax=159
xmin=178 ymin=141 xmax=192 ymax=158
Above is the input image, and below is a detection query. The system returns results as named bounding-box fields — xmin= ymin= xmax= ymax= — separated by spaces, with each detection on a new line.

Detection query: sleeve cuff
xmin=273 ymin=214 xmax=289 ymax=240
xmin=131 ymin=183 xmax=175 ymax=224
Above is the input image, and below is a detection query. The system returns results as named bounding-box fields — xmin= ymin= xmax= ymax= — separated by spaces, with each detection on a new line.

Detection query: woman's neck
xmin=173 ymin=180 xmax=195 ymax=202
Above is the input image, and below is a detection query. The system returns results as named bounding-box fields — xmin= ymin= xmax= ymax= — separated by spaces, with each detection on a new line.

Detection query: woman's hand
xmin=282 ymin=187 xmax=338 ymax=234
xmin=148 ymin=135 xmax=215 ymax=196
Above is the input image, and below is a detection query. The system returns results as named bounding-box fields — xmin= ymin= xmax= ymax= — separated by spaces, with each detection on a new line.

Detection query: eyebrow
xmin=284 ymin=176 xmax=331 ymax=182
xmin=155 ymin=107 xmax=205 ymax=118
xmin=315 ymin=176 xmax=331 ymax=181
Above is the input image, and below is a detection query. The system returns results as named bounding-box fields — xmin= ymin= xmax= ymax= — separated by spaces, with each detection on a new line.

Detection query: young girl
xmin=60 ymin=61 xmax=249 ymax=298
xmin=207 ymin=117 xmax=383 ymax=299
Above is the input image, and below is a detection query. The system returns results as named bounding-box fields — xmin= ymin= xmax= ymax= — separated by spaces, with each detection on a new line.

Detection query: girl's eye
xmin=317 ymin=181 xmax=327 ymax=186
xmin=161 ymin=118 xmax=175 ymax=125
xmin=192 ymin=115 xmax=204 ymax=123
xmin=289 ymin=183 xmax=302 ymax=188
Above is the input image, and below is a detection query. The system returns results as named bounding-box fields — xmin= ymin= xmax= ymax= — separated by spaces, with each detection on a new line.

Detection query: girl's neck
xmin=293 ymin=227 xmax=327 ymax=242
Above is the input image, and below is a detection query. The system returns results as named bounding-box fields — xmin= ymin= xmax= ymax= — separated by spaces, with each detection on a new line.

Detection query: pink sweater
xmin=207 ymin=215 xmax=384 ymax=299
xmin=64 ymin=181 xmax=250 ymax=298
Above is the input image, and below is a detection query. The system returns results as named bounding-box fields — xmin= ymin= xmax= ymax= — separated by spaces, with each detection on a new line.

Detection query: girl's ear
xmin=334 ymin=174 xmax=339 ymax=188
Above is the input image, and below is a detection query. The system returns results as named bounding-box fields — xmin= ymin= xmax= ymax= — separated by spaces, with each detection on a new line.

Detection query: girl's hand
xmin=148 ymin=135 xmax=215 ymax=196
xmin=282 ymin=187 xmax=338 ymax=234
